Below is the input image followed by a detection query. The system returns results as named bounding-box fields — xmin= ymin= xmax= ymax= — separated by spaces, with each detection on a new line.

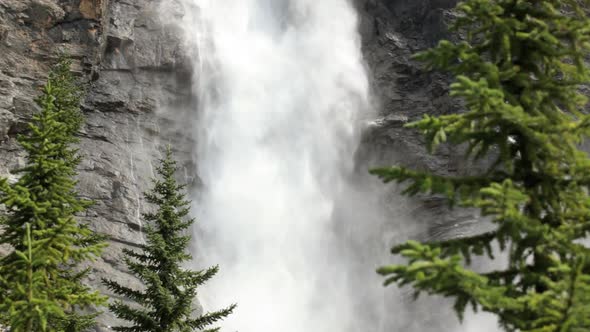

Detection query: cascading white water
xmin=179 ymin=0 xmax=372 ymax=331
xmin=167 ymin=1 xmax=507 ymax=331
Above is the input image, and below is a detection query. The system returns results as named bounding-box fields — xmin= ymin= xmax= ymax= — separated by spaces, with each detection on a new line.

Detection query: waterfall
xmin=166 ymin=0 xmax=507 ymax=331
xmin=178 ymin=0 xmax=374 ymax=331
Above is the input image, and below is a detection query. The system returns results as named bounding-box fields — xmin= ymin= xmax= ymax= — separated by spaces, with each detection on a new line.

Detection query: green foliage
xmin=372 ymin=1 xmax=590 ymax=331
xmin=49 ymin=56 xmax=85 ymax=140
xmin=46 ymin=56 xmax=85 ymax=170
xmin=0 ymin=58 xmax=107 ymax=331
xmin=0 ymin=224 xmax=64 ymax=331
xmin=103 ymin=147 xmax=235 ymax=332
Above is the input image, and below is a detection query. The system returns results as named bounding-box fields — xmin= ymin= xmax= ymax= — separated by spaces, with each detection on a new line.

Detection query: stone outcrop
xmin=354 ymin=0 xmax=489 ymax=241
xmin=352 ymin=2 xmax=498 ymax=330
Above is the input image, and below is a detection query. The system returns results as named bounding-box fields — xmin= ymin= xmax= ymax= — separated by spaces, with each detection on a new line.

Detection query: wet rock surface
xmin=353 ymin=1 xmax=496 ymax=330
xmin=354 ymin=0 xmax=485 ymax=238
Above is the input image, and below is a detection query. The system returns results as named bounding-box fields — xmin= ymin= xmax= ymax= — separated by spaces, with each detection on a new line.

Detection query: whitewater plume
xmin=178 ymin=0 xmax=371 ymax=331
xmin=170 ymin=0 xmax=502 ymax=331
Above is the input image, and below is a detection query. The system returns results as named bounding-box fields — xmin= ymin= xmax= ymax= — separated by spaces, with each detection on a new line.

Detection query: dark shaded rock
xmin=352 ymin=2 xmax=497 ymax=329
xmin=25 ymin=0 xmax=65 ymax=28
xmin=103 ymin=35 xmax=134 ymax=70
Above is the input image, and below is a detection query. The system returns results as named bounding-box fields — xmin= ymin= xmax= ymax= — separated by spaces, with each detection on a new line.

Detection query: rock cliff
xmin=0 ymin=0 xmax=194 ymax=328
xmin=355 ymin=0 xmax=490 ymax=247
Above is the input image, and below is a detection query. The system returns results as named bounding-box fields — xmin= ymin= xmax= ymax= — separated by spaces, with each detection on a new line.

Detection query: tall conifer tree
xmin=103 ymin=148 xmax=235 ymax=332
xmin=372 ymin=1 xmax=590 ymax=331
xmin=0 ymin=58 xmax=106 ymax=331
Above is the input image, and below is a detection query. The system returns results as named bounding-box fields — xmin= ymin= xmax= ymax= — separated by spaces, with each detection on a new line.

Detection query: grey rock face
xmin=354 ymin=0 xmax=481 ymax=233
xmin=352 ymin=1 xmax=497 ymax=330
xmin=0 ymin=0 xmax=195 ymax=329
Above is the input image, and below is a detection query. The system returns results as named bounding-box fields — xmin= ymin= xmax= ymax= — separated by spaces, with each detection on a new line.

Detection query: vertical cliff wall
xmin=0 ymin=0 xmax=195 ymax=329
xmin=356 ymin=0 xmax=491 ymax=249
xmin=353 ymin=2 xmax=498 ymax=331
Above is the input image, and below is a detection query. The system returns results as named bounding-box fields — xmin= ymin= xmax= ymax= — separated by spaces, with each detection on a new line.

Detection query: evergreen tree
xmin=46 ymin=56 xmax=85 ymax=169
xmin=0 ymin=58 xmax=106 ymax=331
xmin=48 ymin=57 xmax=84 ymax=135
xmin=0 ymin=224 xmax=64 ymax=332
xmin=103 ymin=148 xmax=235 ymax=332
xmin=372 ymin=1 xmax=590 ymax=331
